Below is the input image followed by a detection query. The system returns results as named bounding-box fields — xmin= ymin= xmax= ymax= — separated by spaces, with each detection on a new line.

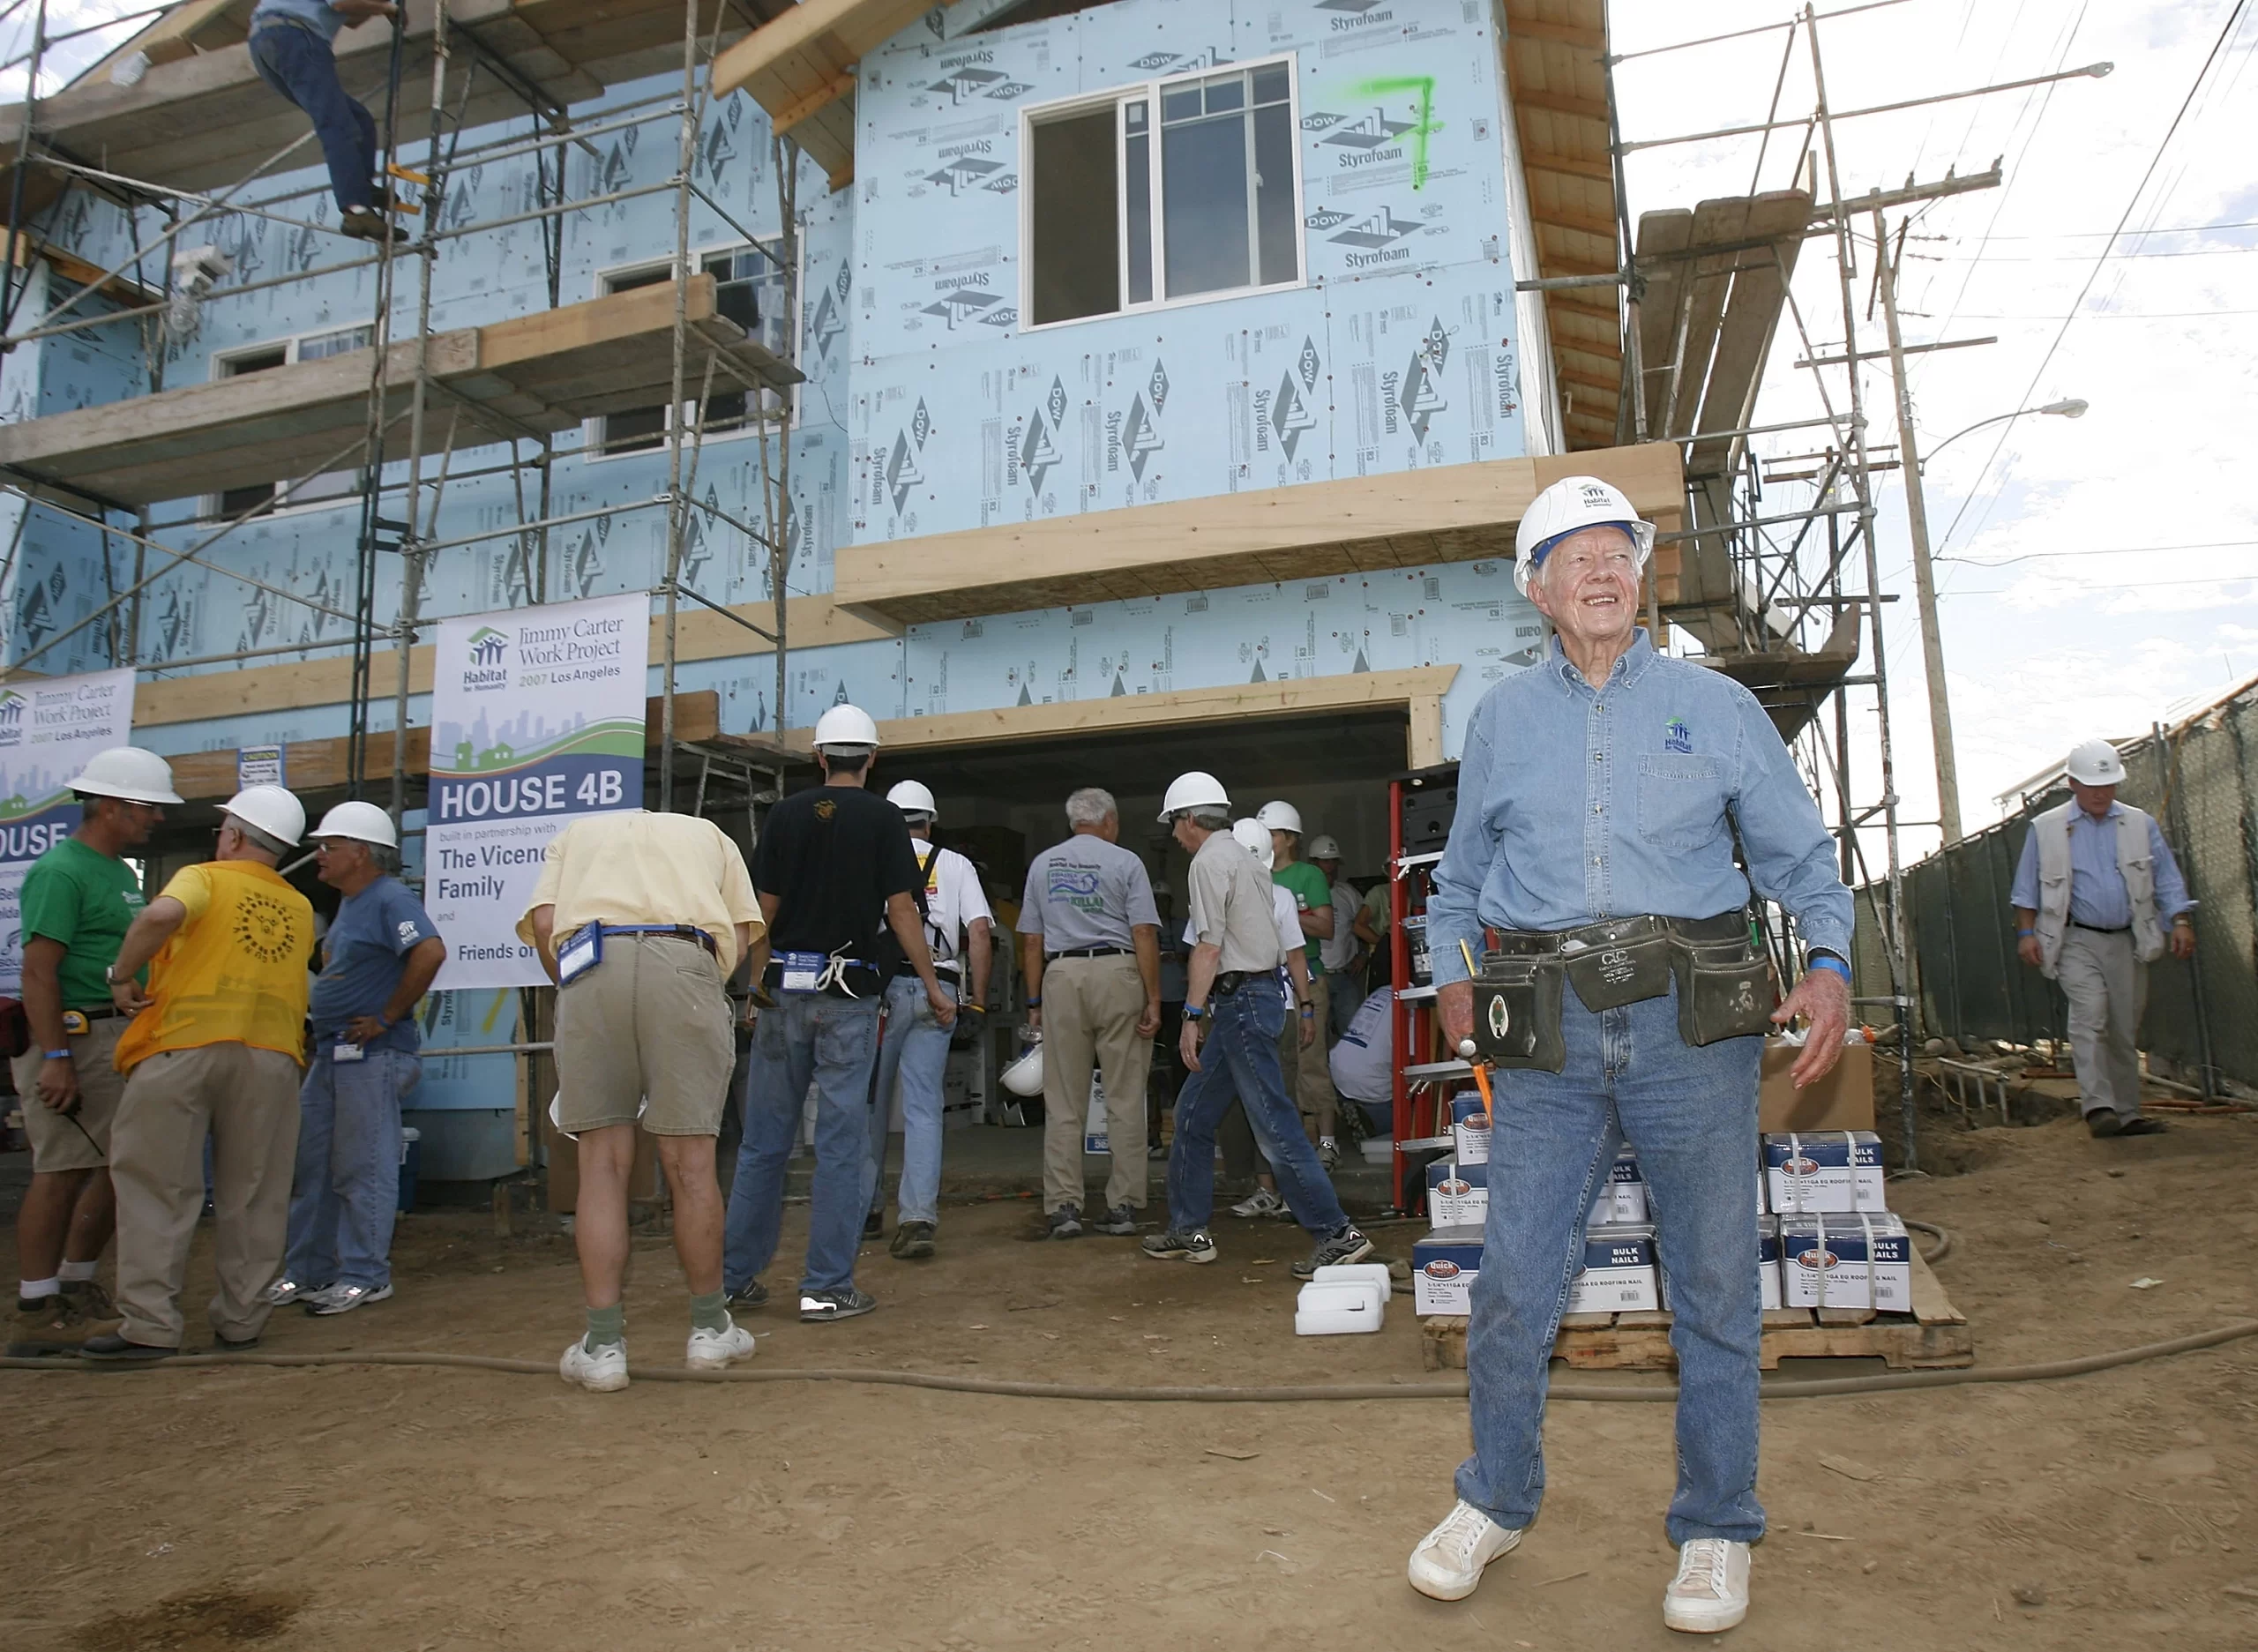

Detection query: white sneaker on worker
xmin=1230 ymin=1187 xmax=1286 ymax=1219
xmin=1663 ymin=1538 xmax=1751 ymax=1633
xmin=1406 ymin=1499 xmax=1522 ymax=1601
xmin=684 ymin=1318 xmax=756 ymax=1371
xmin=559 ymin=1336 xmax=630 ymax=1393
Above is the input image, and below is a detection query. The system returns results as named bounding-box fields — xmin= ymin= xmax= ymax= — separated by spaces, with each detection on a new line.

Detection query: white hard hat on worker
xmin=886 ymin=780 xmax=938 ymax=821
xmin=312 ymin=800 xmax=399 ymax=849
xmin=2064 ymin=738 xmax=2126 ymax=789
xmin=1158 ymin=771 xmax=1230 ymax=823
xmin=222 ymin=783 xmax=305 ymax=847
xmin=1514 ymin=475 xmax=1656 ymax=598
xmin=1254 ymin=799 xmax=1302 ymax=835
xmin=812 ymin=702 xmax=880 ymax=755
xmin=1230 ymin=817 xmax=1276 ymax=870
xmin=71 ymin=746 xmax=183 ymax=805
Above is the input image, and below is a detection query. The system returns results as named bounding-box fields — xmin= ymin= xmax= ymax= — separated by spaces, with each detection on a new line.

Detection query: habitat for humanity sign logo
xmin=0 ymin=690 xmax=24 ymax=747
xmin=886 ymin=398 xmax=932 ymax=513
xmin=1260 ymin=338 xmax=1322 ymax=461
xmin=464 ymin=625 xmax=511 ymax=691
xmin=1107 ymin=360 xmax=1170 ymax=482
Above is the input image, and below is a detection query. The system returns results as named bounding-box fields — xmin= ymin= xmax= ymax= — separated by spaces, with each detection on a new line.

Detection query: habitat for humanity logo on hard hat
xmin=463 ymin=626 xmax=512 ymax=691
xmin=0 ymin=690 xmax=25 ymax=746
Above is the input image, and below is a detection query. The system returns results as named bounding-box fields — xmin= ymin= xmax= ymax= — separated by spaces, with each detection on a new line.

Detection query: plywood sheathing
xmin=0 ymin=273 xmax=799 ymax=507
xmin=834 ymin=444 xmax=1685 ymax=631
xmin=1501 ymin=0 xmax=1620 ymax=452
xmin=710 ymin=0 xmax=950 ymax=190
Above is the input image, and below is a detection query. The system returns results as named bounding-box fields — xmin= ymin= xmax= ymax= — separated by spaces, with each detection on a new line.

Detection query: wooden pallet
xmin=1420 ymin=1251 xmax=1973 ymax=1373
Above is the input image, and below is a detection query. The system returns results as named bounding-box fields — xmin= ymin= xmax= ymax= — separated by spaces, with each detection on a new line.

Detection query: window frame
xmin=201 ymin=321 xmax=376 ymax=520
xmin=582 ymin=235 xmax=804 ymax=463
xmin=1016 ymin=51 xmax=1307 ymax=335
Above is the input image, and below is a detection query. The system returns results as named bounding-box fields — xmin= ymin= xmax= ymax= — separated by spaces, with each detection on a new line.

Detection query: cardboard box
xmin=1451 ymin=1093 xmax=1491 ymax=1165
xmin=1760 ymin=1041 xmax=1875 ymax=1132
xmin=1569 ymin=1222 xmax=1660 ymax=1313
xmin=1588 ymin=1152 xmax=1647 ymax=1226
xmin=1763 ymin=1130 xmax=1887 ymax=1215
xmin=1412 ymin=1226 xmax=1484 ymax=1315
xmin=1778 ymin=1212 xmax=1911 ymax=1311
xmin=1426 ymin=1159 xmax=1488 ymax=1229
xmin=1661 ymin=1218 xmax=1784 ymax=1313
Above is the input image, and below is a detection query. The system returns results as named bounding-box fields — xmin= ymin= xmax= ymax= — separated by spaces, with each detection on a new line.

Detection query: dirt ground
xmin=4 ymin=1110 xmax=2256 ymax=1651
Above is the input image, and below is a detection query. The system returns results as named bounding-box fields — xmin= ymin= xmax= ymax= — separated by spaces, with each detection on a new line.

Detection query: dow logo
xmin=1269 ymin=370 xmax=1318 ymax=460
xmin=1321 ymin=109 xmax=1417 ymax=151
xmin=1329 ymin=205 xmax=1420 ymax=249
xmin=1017 ymin=404 xmax=1061 ymax=495
xmin=1401 ymin=317 xmax=1451 ymax=444
xmin=925 ymin=154 xmax=1004 ymax=195
xmin=921 ymin=288 xmax=1005 ymax=328
xmin=886 ymin=399 xmax=931 ymax=514
xmin=467 ymin=627 xmax=509 ymax=667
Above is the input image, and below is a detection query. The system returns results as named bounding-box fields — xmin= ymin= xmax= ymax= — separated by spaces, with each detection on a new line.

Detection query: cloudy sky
xmin=5 ymin=0 xmax=2253 ymax=854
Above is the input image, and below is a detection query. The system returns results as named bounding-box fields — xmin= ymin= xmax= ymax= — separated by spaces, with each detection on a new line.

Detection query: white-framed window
xmin=589 ymin=240 xmax=797 ymax=458
xmin=1021 ymin=55 xmax=1303 ymax=331
xmin=205 ymin=323 xmax=372 ymax=520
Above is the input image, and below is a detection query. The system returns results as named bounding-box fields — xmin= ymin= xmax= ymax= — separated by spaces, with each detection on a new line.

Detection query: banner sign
xmin=425 ymin=594 xmax=648 ymax=989
xmin=0 ymin=668 xmax=137 ymax=995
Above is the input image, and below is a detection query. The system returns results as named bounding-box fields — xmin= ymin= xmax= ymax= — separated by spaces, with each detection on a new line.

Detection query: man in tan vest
xmin=2010 ymin=738 xmax=2195 ymax=1137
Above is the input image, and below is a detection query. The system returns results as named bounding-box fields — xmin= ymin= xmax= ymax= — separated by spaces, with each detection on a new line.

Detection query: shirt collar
xmin=2073 ymin=801 xmax=2123 ymax=825
xmin=1547 ymin=627 xmax=1656 ymax=691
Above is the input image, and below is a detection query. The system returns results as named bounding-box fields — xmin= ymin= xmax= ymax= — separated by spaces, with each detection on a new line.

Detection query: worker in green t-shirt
xmin=1254 ymin=800 xmax=1341 ymax=1169
xmin=6 ymin=747 xmax=177 ymax=1358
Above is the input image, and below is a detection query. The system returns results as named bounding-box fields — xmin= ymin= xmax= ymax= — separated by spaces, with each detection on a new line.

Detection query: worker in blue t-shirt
xmin=270 ymin=802 xmax=444 ymax=1317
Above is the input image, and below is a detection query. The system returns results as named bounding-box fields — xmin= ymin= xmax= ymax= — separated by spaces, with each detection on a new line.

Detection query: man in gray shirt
xmin=1020 ymin=788 xmax=1162 ymax=1238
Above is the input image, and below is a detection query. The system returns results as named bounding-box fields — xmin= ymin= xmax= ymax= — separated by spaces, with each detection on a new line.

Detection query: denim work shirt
xmin=2008 ymin=801 xmax=2194 ymax=930
xmin=1427 ymin=631 xmax=1853 ymax=986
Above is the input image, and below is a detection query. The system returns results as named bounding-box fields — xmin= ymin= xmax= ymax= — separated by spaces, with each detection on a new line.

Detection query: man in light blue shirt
xmin=1404 ymin=476 xmax=1853 ymax=1634
xmin=2009 ymin=737 xmax=2195 ymax=1136
xmin=248 ymin=0 xmax=406 ymax=243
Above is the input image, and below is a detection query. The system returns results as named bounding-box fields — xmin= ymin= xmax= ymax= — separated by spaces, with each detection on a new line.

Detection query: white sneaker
xmin=1663 ymin=1538 xmax=1751 ymax=1633
xmin=1407 ymin=1499 xmax=1523 ymax=1601
xmin=685 ymin=1316 xmax=756 ymax=1371
xmin=1230 ymin=1187 xmax=1286 ymax=1219
xmin=559 ymin=1336 xmax=630 ymax=1393
xmin=261 ymin=1277 xmax=310 ymax=1306
xmin=306 ymin=1282 xmax=393 ymax=1316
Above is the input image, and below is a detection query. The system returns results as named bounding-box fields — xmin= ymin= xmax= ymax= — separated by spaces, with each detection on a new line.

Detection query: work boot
xmin=7 ymin=1293 xmax=84 ymax=1358
xmin=862 ymin=1209 xmax=885 ymax=1240
xmin=79 ymin=1332 xmax=177 ymax=1363
xmin=1046 ymin=1203 xmax=1083 ymax=1240
xmin=339 ymin=206 xmax=407 ymax=245
xmin=889 ymin=1220 xmax=937 ymax=1260
xmin=60 ymin=1278 xmax=119 ymax=1327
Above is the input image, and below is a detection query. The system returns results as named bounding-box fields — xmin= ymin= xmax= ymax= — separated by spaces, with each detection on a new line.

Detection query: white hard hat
xmin=886 ymin=780 xmax=938 ymax=819
xmin=812 ymin=702 xmax=880 ymax=753
xmin=1230 ymin=818 xmax=1276 ymax=871
xmin=1306 ymin=833 xmax=1342 ymax=860
xmin=312 ymin=800 xmax=399 ymax=849
xmin=1514 ymin=475 xmax=1656 ymax=597
xmin=223 ymin=783 xmax=305 ymax=847
xmin=2065 ymin=737 xmax=2126 ymax=787
xmin=1158 ymin=770 xmax=1230 ymax=823
xmin=1255 ymin=799 xmax=1303 ymax=835
xmin=1000 ymin=1041 xmax=1046 ymax=1097
xmin=70 ymin=745 xmax=183 ymax=805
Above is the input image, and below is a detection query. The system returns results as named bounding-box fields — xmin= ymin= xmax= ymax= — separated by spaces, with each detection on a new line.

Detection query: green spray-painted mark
xmin=1350 ymin=74 xmax=1439 ymax=190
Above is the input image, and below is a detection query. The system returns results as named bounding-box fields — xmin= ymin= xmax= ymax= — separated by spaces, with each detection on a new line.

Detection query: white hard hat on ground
xmin=1514 ymin=475 xmax=1656 ymax=598
xmin=1306 ymin=833 xmax=1342 ymax=860
xmin=886 ymin=780 xmax=938 ymax=819
xmin=1001 ymin=1041 xmax=1045 ymax=1097
xmin=70 ymin=746 xmax=183 ymax=805
xmin=1230 ymin=818 xmax=1276 ymax=871
xmin=223 ymin=783 xmax=305 ymax=847
xmin=2065 ymin=738 xmax=2127 ymax=788
xmin=312 ymin=800 xmax=399 ymax=849
xmin=1158 ymin=771 xmax=1230 ymax=823
xmin=812 ymin=703 xmax=880 ymax=753
xmin=1255 ymin=800 xmax=1303 ymax=835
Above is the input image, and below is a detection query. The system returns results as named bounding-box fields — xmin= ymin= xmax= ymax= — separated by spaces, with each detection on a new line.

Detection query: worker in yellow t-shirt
xmin=82 ymin=785 xmax=316 ymax=1361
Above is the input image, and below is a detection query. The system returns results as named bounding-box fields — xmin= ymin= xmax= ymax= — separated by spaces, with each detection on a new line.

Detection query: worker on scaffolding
xmin=1406 ymin=475 xmax=1855 ymax=1633
xmin=247 ymin=0 xmax=407 ymax=245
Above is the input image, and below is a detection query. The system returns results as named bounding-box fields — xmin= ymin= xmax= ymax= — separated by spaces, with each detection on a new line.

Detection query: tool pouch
xmin=1470 ymin=953 xmax=1567 ymax=1073
xmin=1670 ymin=938 xmax=1778 ymax=1046
xmin=1559 ymin=924 xmax=1674 ymax=1013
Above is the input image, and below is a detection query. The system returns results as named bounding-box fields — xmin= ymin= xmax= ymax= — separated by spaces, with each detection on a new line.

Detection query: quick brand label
xmin=1426 ymin=1159 xmax=1487 ymax=1230
xmin=1762 ymin=1130 xmax=1887 ymax=1214
xmin=1450 ymin=1093 xmax=1490 ymax=1167
xmin=1412 ymin=1226 xmax=1484 ymax=1316
xmin=1778 ymin=1213 xmax=1910 ymax=1312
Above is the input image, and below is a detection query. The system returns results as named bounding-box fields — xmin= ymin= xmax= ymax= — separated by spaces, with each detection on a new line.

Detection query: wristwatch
xmin=1183 ymin=1005 xmax=1206 ymax=1022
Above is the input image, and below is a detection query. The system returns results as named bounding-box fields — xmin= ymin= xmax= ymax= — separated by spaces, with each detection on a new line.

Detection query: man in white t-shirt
xmin=868 ymin=782 xmax=994 ymax=1260
xmin=1328 ymin=985 xmax=1394 ymax=1136
xmin=1210 ymin=820 xmax=1320 ymax=1220
xmin=1307 ymin=835 xmax=1364 ymax=1043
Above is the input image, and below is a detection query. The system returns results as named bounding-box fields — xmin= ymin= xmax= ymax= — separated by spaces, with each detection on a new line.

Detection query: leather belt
xmin=599 ymin=923 xmax=718 ymax=957
xmin=66 ymin=1004 xmax=131 ymax=1022
xmin=2069 ymin=921 xmax=2130 ymax=934
xmin=1213 ymin=970 xmax=1255 ymax=997
xmin=1047 ymin=946 xmax=1132 ymax=960
xmin=1483 ymin=910 xmax=1746 ymax=956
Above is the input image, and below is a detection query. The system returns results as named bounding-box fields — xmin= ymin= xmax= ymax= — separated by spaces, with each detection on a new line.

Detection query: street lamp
xmin=1922 ymin=399 xmax=2089 ymax=472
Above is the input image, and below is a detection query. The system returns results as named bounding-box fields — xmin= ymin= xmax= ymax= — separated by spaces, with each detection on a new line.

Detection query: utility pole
xmin=1871 ymin=201 xmax=1963 ymax=844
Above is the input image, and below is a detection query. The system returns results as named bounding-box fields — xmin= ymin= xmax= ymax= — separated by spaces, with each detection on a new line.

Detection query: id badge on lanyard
xmin=333 ymin=1042 xmax=367 ymax=1063
xmin=776 ymin=950 xmax=826 ymax=993
xmin=557 ymin=924 xmax=602 ymax=985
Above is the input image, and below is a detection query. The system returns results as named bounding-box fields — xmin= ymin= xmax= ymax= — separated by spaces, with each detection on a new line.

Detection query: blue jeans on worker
xmin=724 ymin=990 xmax=882 ymax=1295
xmin=250 ymin=22 xmax=378 ymax=213
xmin=1454 ymin=984 xmax=1765 ymax=1546
xmin=1167 ymin=983 xmax=1349 ymax=1237
xmin=283 ymin=1044 xmax=421 ymax=1291
xmin=868 ymin=973 xmax=952 ymax=1227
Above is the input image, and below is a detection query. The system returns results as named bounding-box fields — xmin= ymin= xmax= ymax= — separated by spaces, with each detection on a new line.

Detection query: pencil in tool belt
xmin=1455 ymin=938 xmax=1496 ymax=1128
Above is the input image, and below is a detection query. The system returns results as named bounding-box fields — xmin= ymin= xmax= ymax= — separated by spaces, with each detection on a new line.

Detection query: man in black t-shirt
xmin=721 ymin=704 xmax=953 ymax=1322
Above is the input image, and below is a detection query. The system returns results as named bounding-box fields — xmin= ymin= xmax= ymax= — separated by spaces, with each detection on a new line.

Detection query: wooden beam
xmin=1519 ymin=148 xmax=1615 ymax=185
xmin=772 ymin=68 xmax=856 ymax=134
xmin=1503 ymin=15 xmax=1605 ymax=53
xmin=1511 ymin=87 xmax=1611 ymax=123
xmin=711 ymin=0 xmax=936 ymax=101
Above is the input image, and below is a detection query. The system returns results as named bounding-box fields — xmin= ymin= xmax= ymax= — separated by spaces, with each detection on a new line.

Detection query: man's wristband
xmin=1806 ymin=954 xmax=1851 ymax=983
xmin=42 ymin=1048 xmax=72 ymax=1060
xmin=2015 ymin=929 xmax=2035 ymax=938
xmin=1183 ymin=1005 xmax=1205 ymax=1022
xmin=1024 ymin=996 xmax=1040 ymax=1008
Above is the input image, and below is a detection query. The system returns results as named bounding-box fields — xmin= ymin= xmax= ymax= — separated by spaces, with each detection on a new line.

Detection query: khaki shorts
xmin=10 ymin=1014 xmax=128 ymax=1173
xmin=553 ymin=932 xmax=735 ymax=1136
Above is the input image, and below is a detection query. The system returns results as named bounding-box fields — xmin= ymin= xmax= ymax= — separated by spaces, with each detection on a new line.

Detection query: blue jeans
xmin=1166 ymin=983 xmax=1348 ymax=1237
xmin=724 ymin=991 xmax=881 ymax=1294
xmin=868 ymin=973 xmax=952 ymax=1226
xmin=250 ymin=24 xmax=378 ymax=213
xmin=1454 ymin=986 xmax=1765 ymax=1545
xmin=283 ymin=1044 xmax=421 ymax=1290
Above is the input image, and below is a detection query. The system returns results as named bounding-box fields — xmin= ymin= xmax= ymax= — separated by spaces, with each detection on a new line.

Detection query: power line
xmin=1940 ymin=538 xmax=2258 ymax=567
xmin=1933 ymin=0 xmax=2254 ymax=557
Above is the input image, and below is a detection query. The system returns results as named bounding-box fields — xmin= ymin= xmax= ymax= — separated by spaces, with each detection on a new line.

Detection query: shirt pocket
xmin=1636 ymin=753 xmax=1727 ymax=855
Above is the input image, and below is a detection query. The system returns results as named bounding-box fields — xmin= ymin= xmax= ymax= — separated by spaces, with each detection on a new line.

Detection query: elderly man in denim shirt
xmin=1404 ymin=476 xmax=1854 ymax=1634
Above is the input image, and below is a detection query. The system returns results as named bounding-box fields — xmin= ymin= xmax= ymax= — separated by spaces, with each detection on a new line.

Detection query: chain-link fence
xmin=1873 ymin=679 xmax=2258 ymax=1089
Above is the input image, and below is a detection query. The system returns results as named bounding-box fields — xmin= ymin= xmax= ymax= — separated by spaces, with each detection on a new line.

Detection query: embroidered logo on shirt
xmin=397 ymin=920 xmax=422 ymax=945
xmin=1664 ymin=718 xmax=1693 ymax=755
xmin=813 ymin=797 xmax=836 ymax=821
